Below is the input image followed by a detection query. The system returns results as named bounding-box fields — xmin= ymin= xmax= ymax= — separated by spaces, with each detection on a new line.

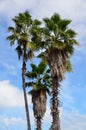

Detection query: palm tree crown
xmin=26 ymin=61 xmax=52 ymax=130
xmin=41 ymin=13 xmax=78 ymax=80
xmin=7 ymin=11 xmax=33 ymax=60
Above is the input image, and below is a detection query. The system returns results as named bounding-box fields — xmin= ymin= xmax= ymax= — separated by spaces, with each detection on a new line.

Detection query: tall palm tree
xmin=37 ymin=13 xmax=78 ymax=130
xmin=7 ymin=11 xmax=34 ymax=130
xmin=26 ymin=61 xmax=52 ymax=130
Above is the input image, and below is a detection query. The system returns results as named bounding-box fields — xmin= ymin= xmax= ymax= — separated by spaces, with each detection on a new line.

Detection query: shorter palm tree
xmin=26 ymin=61 xmax=52 ymax=130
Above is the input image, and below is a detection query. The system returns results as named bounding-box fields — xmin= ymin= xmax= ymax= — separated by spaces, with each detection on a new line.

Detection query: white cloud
xmin=2 ymin=117 xmax=25 ymax=126
xmin=61 ymin=109 xmax=86 ymax=130
xmin=0 ymin=80 xmax=31 ymax=108
xmin=0 ymin=0 xmax=86 ymax=22
xmin=0 ymin=117 xmax=26 ymax=130
xmin=0 ymin=0 xmax=37 ymax=20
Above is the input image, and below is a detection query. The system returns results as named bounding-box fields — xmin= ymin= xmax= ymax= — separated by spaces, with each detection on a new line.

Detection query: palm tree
xmin=26 ymin=61 xmax=52 ymax=130
xmin=7 ymin=11 xmax=34 ymax=130
xmin=37 ymin=13 xmax=78 ymax=130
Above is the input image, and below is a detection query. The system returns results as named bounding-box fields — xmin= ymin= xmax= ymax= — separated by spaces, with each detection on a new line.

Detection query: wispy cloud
xmin=0 ymin=80 xmax=31 ymax=108
xmin=0 ymin=0 xmax=86 ymax=21
xmin=0 ymin=117 xmax=25 ymax=126
xmin=0 ymin=117 xmax=26 ymax=130
xmin=61 ymin=109 xmax=86 ymax=130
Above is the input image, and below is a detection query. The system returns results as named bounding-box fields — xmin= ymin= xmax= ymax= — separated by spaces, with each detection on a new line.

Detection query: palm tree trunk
xmin=22 ymin=61 xmax=31 ymax=130
xmin=47 ymin=48 xmax=60 ymax=130
xmin=51 ymin=76 xmax=60 ymax=130
xmin=36 ymin=117 xmax=42 ymax=130
xmin=22 ymin=43 xmax=31 ymax=130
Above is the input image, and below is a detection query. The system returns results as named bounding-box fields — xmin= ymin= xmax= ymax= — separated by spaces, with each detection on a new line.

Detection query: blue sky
xmin=0 ymin=0 xmax=86 ymax=130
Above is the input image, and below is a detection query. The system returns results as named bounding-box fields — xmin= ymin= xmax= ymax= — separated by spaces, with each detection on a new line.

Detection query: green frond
xmin=10 ymin=40 xmax=15 ymax=46
xmin=43 ymin=18 xmax=56 ymax=31
xmin=15 ymin=45 xmax=23 ymax=59
xmin=37 ymin=61 xmax=47 ymax=74
xmin=24 ymin=11 xmax=32 ymax=25
xmin=26 ymin=71 xmax=37 ymax=79
xmin=21 ymin=34 xmax=29 ymax=42
xmin=27 ymin=49 xmax=34 ymax=60
xmin=37 ymin=52 xmax=48 ymax=64
xmin=46 ymin=68 xmax=51 ymax=73
xmin=65 ymin=29 xmax=77 ymax=38
xmin=12 ymin=11 xmax=32 ymax=31
xmin=24 ymin=10 xmax=31 ymax=17
xmin=43 ymin=18 xmax=50 ymax=25
xmin=8 ymin=27 xmax=15 ymax=32
xmin=43 ymin=73 xmax=51 ymax=84
xmin=52 ymin=41 xmax=66 ymax=49
xmin=64 ymin=44 xmax=74 ymax=55
xmin=66 ymin=59 xmax=72 ymax=72
xmin=7 ymin=35 xmax=16 ymax=46
xmin=58 ymin=19 xmax=71 ymax=31
xmin=33 ymin=19 xmax=41 ymax=26
xmin=18 ymin=13 xmax=24 ymax=21
xmin=28 ymin=83 xmax=51 ymax=95
xmin=30 ymin=63 xmax=38 ymax=72
xmin=69 ymin=39 xmax=79 ymax=45
xmin=51 ymin=13 xmax=61 ymax=23
xmin=27 ymin=42 xmax=37 ymax=50
xmin=12 ymin=16 xmax=19 ymax=25
xmin=42 ymin=28 xmax=50 ymax=36
xmin=7 ymin=35 xmax=15 ymax=41
xmin=37 ymin=52 xmax=45 ymax=58
xmin=25 ymin=82 xmax=35 ymax=87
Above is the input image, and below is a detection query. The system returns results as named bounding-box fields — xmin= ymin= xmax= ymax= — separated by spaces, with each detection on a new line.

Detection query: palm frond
xmin=51 ymin=13 xmax=61 ymax=23
xmin=27 ymin=42 xmax=37 ymax=50
xmin=8 ymin=27 xmax=15 ymax=32
xmin=64 ymin=44 xmax=74 ymax=55
xmin=27 ymin=49 xmax=34 ymax=60
xmin=7 ymin=35 xmax=15 ymax=41
xmin=37 ymin=61 xmax=46 ymax=74
xmin=58 ymin=19 xmax=71 ymax=31
xmin=68 ymin=39 xmax=79 ymax=45
xmin=15 ymin=45 xmax=23 ymax=59
xmin=33 ymin=19 xmax=41 ymax=26
xmin=30 ymin=63 xmax=37 ymax=72
xmin=52 ymin=41 xmax=66 ymax=49
xmin=25 ymin=82 xmax=35 ymax=87
xmin=43 ymin=18 xmax=56 ymax=31
xmin=66 ymin=59 xmax=72 ymax=72
xmin=65 ymin=29 xmax=77 ymax=38
xmin=26 ymin=71 xmax=37 ymax=79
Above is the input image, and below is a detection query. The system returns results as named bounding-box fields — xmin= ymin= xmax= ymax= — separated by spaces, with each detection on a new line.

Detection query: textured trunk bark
xmin=22 ymin=43 xmax=31 ymax=130
xmin=51 ymin=76 xmax=60 ymax=130
xmin=47 ymin=48 xmax=61 ymax=130
xmin=32 ymin=90 xmax=46 ymax=130
xmin=36 ymin=117 xmax=42 ymax=130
